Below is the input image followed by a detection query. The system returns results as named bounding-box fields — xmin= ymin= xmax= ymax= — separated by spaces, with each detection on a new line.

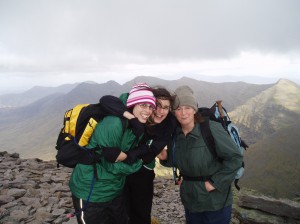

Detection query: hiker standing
xmin=160 ymin=85 xmax=243 ymax=224
xmin=124 ymin=87 xmax=176 ymax=224
xmin=100 ymin=87 xmax=177 ymax=224
xmin=69 ymin=83 xmax=156 ymax=224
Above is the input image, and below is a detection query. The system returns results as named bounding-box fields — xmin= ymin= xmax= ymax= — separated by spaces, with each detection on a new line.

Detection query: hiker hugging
xmin=66 ymin=83 xmax=243 ymax=224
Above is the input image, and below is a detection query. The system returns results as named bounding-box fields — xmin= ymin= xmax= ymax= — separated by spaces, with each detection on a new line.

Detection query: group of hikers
xmin=67 ymin=83 xmax=243 ymax=224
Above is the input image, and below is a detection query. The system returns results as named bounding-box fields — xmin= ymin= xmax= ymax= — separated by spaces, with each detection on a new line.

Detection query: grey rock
xmin=0 ymin=207 xmax=9 ymax=219
xmin=52 ymin=208 xmax=66 ymax=216
xmin=21 ymin=197 xmax=41 ymax=208
xmin=239 ymin=194 xmax=300 ymax=219
xmin=9 ymin=209 xmax=28 ymax=222
xmin=7 ymin=188 xmax=26 ymax=198
xmin=10 ymin=153 xmax=19 ymax=158
xmin=0 ymin=195 xmax=14 ymax=206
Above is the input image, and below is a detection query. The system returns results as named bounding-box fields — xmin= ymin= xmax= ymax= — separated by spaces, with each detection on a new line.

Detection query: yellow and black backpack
xmin=55 ymin=103 xmax=104 ymax=168
xmin=55 ymin=103 xmax=127 ymax=168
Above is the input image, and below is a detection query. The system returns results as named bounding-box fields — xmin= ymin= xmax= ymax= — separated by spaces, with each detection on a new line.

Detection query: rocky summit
xmin=1 ymin=151 xmax=299 ymax=224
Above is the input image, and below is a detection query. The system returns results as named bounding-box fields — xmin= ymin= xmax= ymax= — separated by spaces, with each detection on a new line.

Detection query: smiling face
xmin=151 ymin=98 xmax=170 ymax=124
xmin=132 ymin=103 xmax=155 ymax=123
xmin=174 ymin=105 xmax=196 ymax=128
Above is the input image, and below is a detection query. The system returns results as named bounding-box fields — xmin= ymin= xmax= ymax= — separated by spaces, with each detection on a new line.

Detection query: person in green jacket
xmin=160 ymin=85 xmax=243 ymax=224
xmin=69 ymin=83 xmax=156 ymax=224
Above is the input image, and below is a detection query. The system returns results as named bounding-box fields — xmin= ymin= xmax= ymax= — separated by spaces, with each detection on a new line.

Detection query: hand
xmin=140 ymin=149 xmax=156 ymax=164
xmin=101 ymin=147 xmax=122 ymax=163
xmin=123 ymin=111 xmax=135 ymax=119
xmin=157 ymin=148 xmax=168 ymax=161
xmin=177 ymin=179 xmax=183 ymax=186
xmin=123 ymin=145 xmax=149 ymax=164
xmin=128 ymin=118 xmax=145 ymax=138
xmin=205 ymin=181 xmax=216 ymax=192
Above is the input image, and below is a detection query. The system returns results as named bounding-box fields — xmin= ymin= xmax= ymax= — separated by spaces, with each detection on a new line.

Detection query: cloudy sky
xmin=0 ymin=0 xmax=300 ymax=94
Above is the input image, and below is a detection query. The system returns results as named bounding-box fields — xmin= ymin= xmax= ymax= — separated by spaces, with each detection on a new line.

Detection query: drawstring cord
xmin=67 ymin=175 xmax=95 ymax=218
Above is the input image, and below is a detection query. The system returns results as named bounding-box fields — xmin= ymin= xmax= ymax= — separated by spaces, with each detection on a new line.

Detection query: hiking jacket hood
xmin=162 ymin=121 xmax=243 ymax=212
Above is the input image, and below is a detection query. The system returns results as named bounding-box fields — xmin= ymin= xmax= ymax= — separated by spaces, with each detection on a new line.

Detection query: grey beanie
xmin=173 ymin=85 xmax=197 ymax=111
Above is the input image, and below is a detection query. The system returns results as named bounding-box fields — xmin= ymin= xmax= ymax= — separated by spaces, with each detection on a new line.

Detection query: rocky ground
xmin=152 ymin=178 xmax=185 ymax=224
xmin=1 ymin=151 xmax=299 ymax=224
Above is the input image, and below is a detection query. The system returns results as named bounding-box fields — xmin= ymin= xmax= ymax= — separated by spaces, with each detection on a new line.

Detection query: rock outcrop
xmin=1 ymin=151 xmax=299 ymax=224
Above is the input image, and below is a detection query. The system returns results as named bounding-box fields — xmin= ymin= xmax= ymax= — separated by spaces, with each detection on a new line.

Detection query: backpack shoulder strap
xmin=171 ymin=130 xmax=181 ymax=185
xmin=199 ymin=117 xmax=218 ymax=160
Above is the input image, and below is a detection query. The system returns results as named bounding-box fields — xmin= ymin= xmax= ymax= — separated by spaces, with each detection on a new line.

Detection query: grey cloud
xmin=0 ymin=0 xmax=299 ymax=73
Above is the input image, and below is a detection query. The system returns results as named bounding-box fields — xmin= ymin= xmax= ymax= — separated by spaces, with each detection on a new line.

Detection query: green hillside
xmin=240 ymin=121 xmax=300 ymax=199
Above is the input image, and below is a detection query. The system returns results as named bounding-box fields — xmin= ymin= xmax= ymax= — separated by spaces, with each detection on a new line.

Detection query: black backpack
xmin=198 ymin=101 xmax=248 ymax=190
xmin=55 ymin=103 xmax=126 ymax=169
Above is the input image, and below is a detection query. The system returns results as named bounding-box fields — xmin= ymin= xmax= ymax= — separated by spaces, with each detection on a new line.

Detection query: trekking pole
xmin=216 ymin=100 xmax=228 ymax=130
xmin=216 ymin=100 xmax=224 ymax=119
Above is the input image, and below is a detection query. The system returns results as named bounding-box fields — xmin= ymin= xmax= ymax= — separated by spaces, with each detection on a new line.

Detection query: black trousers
xmin=72 ymin=194 xmax=128 ymax=224
xmin=124 ymin=166 xmax=155 ymax=224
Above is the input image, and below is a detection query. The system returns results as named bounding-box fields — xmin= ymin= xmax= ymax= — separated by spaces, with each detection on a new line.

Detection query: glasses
xmin=157 ymin=105 xmax=170 ymax=111
xmin=138 ymin=103 xmax=155 ymax=111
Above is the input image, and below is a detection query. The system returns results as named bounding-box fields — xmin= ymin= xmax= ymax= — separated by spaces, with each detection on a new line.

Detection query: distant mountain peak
xmin=82 ymin=81 xmax=98 ymax=84
xmin=106 ymin=80 xmax=120 ymax=85
xmin=276 ymin=78 xmax=299 ymax=87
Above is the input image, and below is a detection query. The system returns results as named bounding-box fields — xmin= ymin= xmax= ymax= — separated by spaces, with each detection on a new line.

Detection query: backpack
xmin=171 ymin=100 xmax=248 ymax=190
xmin=55 ymin=103 xmax=126 ymax=169
xmin=198 ymin=100 xmax=248 ymax=190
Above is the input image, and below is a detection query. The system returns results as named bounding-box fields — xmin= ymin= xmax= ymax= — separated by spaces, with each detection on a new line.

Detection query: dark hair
xmin=146 ymin=87 xmax=175 ymax=128
xmin=194 ymin=112 xmax=205 ymax=123
xmin=152 ymin=87 xmax=175 ymax=107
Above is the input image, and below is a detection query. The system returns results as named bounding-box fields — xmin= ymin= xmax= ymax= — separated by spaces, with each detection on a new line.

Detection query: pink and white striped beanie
xmin=126 ymin=83 xmax=156 ymax=109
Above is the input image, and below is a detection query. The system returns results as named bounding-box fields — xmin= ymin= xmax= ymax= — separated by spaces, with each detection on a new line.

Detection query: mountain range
xmin=0 ymin=76 xmax=299 ymax=199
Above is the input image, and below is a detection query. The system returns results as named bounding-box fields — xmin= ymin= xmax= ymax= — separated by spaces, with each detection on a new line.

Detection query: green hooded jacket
xmin=69 ymin=113 xmax=143 ymax=203
xmin=162 ymin=121 xmax=243 ymax=212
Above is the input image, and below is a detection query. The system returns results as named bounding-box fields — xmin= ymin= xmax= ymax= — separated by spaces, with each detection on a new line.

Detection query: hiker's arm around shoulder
xmin=101 ymin=147 xmax=127 ymax=163
xmin=100 ymin=95 xmax=128 ymax=117
xmin=100 ymin=95 xmax=135 ymax=119
xmin=105 ymin=147 xmax=144 ymax=175
xmin=102 ymin=145 xmax=148 ymax=165
xmin=208 ymin=122 xmax=243 ymax=192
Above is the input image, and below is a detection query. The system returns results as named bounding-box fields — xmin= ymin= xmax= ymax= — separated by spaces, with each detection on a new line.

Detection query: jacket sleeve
xmin=99 ymin=95 xmax=127 ymax=118
xmin=104 ymin=160 xmax=142 ymax=175
xmin=209 ymin=122 xmax=243 ymax=192
xmin=159 ymin=144 xmax=176 ymax=167
xmin=159 ymin=139 xmax=174 ymax=168
xmin=88 ymin=116 xmax=142 ymax=175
